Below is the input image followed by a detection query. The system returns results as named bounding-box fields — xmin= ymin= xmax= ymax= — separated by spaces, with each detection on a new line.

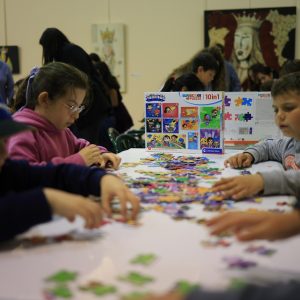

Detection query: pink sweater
xmin=8 ymin=108 xmax=107 ymax=166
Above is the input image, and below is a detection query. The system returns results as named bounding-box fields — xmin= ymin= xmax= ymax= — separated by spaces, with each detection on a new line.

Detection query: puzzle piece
xmin=242 ymin=97 xmax=253 ymax=106
xmin=243 ymin=112 xmax=253 ymax=122
xmin=224 ymin=95 xmax=231 ymax=106
xmin=174 ymin=280 xmax=201 ymax=295
xmin=224 ymin=112 xmax=232 ymax=120
xmin=234 ymin=97 xmax=243 ymax=107
xmin=130 ymin=254 xmax=157 ymax=266
xmin=46 ymin=270 xmax=77 ymax=283
xmin=122 ymin=291 xmax=151 ymax=300
xmin=46 ymin=285 xmax=73 ymax=298
xmin=223 ymin=256 xmax=257 ymax=269
xmin=80 ymin=281 xmax=117 ymax=296
xmin=118 ymin=271 xmax=154 ymax=286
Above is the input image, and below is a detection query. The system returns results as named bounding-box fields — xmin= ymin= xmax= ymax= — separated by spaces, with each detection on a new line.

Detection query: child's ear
xmin=37 ymin=92 xmax=49 ymax=106
xmin=197 ymin=66 xmax=204 ymax=74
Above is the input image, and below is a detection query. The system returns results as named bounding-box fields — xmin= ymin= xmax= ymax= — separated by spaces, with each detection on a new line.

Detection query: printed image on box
xmin=145 ymin=92 xmax=224 ymax=154
xmin=146 ymin=133 xmax=186 ymax=149
xmin=224 ymin=92 xmax=281 ymax=145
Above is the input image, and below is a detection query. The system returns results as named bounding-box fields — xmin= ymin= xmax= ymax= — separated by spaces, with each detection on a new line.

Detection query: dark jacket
xmin=0 ymin=159 xmax=106 ymax=241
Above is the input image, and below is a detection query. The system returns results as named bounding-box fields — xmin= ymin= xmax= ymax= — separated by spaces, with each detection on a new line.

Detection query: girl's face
xmin=0 ymin=139 xmax=8 ymax=170
xmin=36 ymin=88 xmax=86 ymax=130
xmin=273 ymin=93 xmax=300 ymax=140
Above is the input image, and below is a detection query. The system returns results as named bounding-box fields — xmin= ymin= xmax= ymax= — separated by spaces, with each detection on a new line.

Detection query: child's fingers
xmin=236 ymin=223 xmax=269 ymax=241
xmin=212 ymin=178 xmax=236 ymax=191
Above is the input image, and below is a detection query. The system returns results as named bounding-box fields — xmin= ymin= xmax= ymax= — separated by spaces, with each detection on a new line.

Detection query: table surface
xmin=0 ymin=148 xmax=299 ymax=300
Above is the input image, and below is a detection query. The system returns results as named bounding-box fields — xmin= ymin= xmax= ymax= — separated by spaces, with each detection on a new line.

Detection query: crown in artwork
xmin=100 ymin=28 xmax=115 ymax=42
xmin=233 ymin=12 xmax=263 ymax=29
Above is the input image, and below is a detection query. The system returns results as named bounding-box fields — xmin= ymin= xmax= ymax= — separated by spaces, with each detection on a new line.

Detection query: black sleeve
xmin=0 ymin=189 xmax=52 ymax=242
xmin=1 ymin=160 xmax=106 ymax=196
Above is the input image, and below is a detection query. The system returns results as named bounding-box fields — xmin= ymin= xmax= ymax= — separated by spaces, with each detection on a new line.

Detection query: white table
xmin=0 ymin=148 xmax=299 ymax=300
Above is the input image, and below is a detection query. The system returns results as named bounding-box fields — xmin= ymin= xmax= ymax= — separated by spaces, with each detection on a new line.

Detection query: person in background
xmin=90 ymin=52 xmax=133 ymax=133
xmin=0 ymin=60 xmax=14 ymax=106
xmin=161 ymin=73 xmax=204 ymax=92
xmin=8 ymin=62 xmax=121 ymax=169
xmin=279 ymin=59 xmax=300 ymax=77
xmin=0 ymin=105 xmax=140 ymax=241
xmin=215 ymin=43 xmax=241 ymax=91
xmin=212 ymin=72 xmax=300 ymax=200
xmin=39 ymin=28 xmax=114 ymax=150
xmin=191 ymin=52 xmax=219 ymax=90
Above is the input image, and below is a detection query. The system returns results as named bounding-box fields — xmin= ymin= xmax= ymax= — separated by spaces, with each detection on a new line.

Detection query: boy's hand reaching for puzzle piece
xmin=212 ymin=174 xmax=264 ymax=200
xmin=224 ymin=152 xmax=254 ymax=168
xmin=208 ymin=210 xmax=300 ymax=241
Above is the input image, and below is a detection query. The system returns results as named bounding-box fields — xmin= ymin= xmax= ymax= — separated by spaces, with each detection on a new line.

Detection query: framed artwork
xmin=204 ymin=7 xmax=296 ymax=90
xmin=0 ymin=45 xmax=20 ymax=74
xmin=91 ymin=23 xmax=126 ymax=92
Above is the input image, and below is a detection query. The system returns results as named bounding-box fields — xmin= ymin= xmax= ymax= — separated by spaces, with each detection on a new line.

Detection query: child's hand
xmin=224 ymin=152 xmax=253 ymax=168
xmin=207 ymin=210 xmax=300 ymax=241
xmin=100 ymin=174 xmax=140 ymax=220
xmin=44 ymin=188 xmax=102 ymax=229
xmin=99 ymin=152 xmax=121 ymax=169
xmin=79 ymin=145 xmax=102 ymax=166
xmin=212 ymin=174 xmax=264 ymax=200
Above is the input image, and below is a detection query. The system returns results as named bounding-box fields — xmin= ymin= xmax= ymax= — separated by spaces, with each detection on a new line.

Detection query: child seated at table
xmin=213 ymin=72 xmax=300 ymax=200
xmin=8 ymin=62 xmax=121 ymax=169
xmin=0 ymin=105 xmax=139 ymax=241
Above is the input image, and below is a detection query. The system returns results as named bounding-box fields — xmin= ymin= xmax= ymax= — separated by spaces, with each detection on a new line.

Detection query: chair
xmin=107 ymin=127 xmax=120 ymax=153
xmin=126 ymin=128 xmax=145 ymax=147
xmin=115 ymin=134 xmax=141 ymax=153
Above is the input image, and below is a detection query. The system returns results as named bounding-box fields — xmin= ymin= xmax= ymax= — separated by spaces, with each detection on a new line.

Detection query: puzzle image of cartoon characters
xmin=188 ymin=132 xmax=198 ymax=149
xmin=146 ymin=118 xmax=162 ymax=133
xmin=200 ymin=106 xmax=221 ymax=129
xmin=181 ymin=107 xmax=198 ymax=118
xmin=200 ymin=129 xmax=220 ymax=149
xmin=163 ymin=119 xmax=179 ymax=133
xmin=181 ymin=119 xmax=199 ymax=130
xmin=146 ymin=103 xmax=161 ymax=118
xmin=162 ymin=103 xmax=178 ymax=118
xmin=167 ymin=134 xmax=186 ymax=149
xmin=146 ymin=134 xmax=163 ymax=149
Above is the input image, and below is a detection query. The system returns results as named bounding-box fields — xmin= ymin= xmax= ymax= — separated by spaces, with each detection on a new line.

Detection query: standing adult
xmin=39 ymin=28 xmax=114 ymax=148
xmin=0 ymin=60 xmax=14 ymax=106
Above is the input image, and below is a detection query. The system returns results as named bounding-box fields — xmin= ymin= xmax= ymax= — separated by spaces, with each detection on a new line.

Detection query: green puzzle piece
xmin=122 ymin=291 xmax=150 ymax=300
xmin=46 ymin=270 xmax=77 ymax=283
xmin=48 ymin=285 xmax=73 ymax=298
xmin=119 ymin=271 xmax=154 ymax=286
xmin=130 ymin=254 xmax=157 ymax=266
xmin=175 ymin=280 xmax=201 ymax=295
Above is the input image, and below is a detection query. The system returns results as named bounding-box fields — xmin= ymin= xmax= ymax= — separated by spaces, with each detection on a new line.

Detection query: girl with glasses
xmin=8 ymin=62 xmax=121 ymax=169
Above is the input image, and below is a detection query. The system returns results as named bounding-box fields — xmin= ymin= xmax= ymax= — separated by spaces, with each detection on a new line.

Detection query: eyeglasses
xmin=63 ymin=103 xmax=85 ymax=114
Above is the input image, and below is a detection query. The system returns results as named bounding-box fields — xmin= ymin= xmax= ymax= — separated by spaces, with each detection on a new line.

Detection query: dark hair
xmin=161 ymin=73 xmax=204 ymax=92
xmin=271 ymin=72 xmax=300 ymax=98
xmin=192 ymin=52 xmax=219 ymax=73
xmin=39 ymin=28 xmax=70 ymax=64
xmin=280 ymin=60 xmax=300 ymax=77
xmin=14 ymin=62 xmax=89 ymax=110
xmin=89 ymin=53 xmax=102 ymax=63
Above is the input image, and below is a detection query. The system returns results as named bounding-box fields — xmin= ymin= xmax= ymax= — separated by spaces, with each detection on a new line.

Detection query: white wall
xmin=0 ymin=0 xmax=299 ymax=127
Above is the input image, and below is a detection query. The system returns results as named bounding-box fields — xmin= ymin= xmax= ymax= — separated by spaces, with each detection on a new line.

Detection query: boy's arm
xmin=0 ymin=189 xmax=52 ymax=242
xmin=260 ymin=169 xmax=300 ymax=198
xmin=245 ymin=138 xmax=291 ymax=163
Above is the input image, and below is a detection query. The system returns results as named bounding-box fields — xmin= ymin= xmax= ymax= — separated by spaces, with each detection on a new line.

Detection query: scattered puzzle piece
xmin=46 ymin=270 xmax=77 ymax=283
xmin=118 ymin=271 xmax=154 ymax=286
xmin=46 ymin=285 xmax=73 ymax=298
xmin=174 ymin=280 xmax=201 ymax=295
xmin=130 ymin=253 xmax=157 ymax=266
xmin=80 ymin=281 xmax=117 ymax=296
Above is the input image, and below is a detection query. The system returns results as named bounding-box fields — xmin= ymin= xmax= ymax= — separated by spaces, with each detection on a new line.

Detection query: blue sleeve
xmin=1 ymin=160 xmax=107 ymax=196
xmin=226 ymin=62 xmax=241 ymax=92
xmin=186 ymin=282 xmax=300 ymax=300
xmin=0 ymin=189 xmax=52 ymax=242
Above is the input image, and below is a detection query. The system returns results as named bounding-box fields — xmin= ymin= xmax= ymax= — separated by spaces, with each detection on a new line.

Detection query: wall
xmin=0 ymin=0 xmax=299 ymax=128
